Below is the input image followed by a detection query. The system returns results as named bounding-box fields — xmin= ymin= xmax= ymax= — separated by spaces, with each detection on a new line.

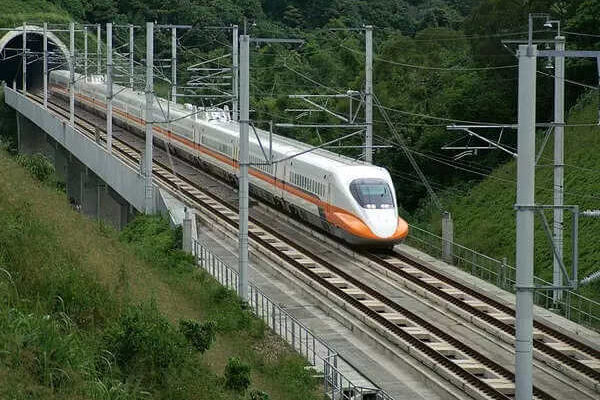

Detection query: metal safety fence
xmin=193 ymin=240 xmax=395 ymax=400
xmin=406 ymin=224 xmax=600 ymax=330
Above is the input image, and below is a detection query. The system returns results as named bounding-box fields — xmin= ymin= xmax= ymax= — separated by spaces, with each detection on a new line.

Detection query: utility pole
xmin=232 ymin=25 xmax=239 ymax=121
xmin=515 ymin=44 xmax=537 ymax=400
xmin=238 ymin=34 xmax=250 ymax=301
xmin=96 ymin=24 xmax=101 ymax=74
xmin=553 ymin=35 xmax=565 ymax=303
xmin=106 ymin=22 xmax=113 ymax=153
xmin=365 ymin=25 xmax=373 ymax=164
xmin=129 ymin=24 xmax=134 ymax=89
xmin=43 ymin=22 xmax=48 ymax=108
xmin=171 ymin=26 xmax=177 ymax=102
xmin=69 ymin=22 xmax=75 ymax=126
xmin=84 ymin=26 xmax=88 ymax=77
xmin=442 ymin=211 xmax=454 ymax=263
xmin=22 ymin=22 xmax=26 ymax=94
xmin=145 ymin=22 xmax=154 ymax=214
xmin=183 ymin=207 xmax=192 ymax=253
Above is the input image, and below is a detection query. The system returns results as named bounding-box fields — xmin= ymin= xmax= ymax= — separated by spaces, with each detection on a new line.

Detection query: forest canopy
xmin=46 ymin=0 xmax=600 ymax=212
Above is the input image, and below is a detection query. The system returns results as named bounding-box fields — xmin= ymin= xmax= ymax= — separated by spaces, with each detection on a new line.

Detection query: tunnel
xmin=0 ymin=26 xmax=71 ymax=91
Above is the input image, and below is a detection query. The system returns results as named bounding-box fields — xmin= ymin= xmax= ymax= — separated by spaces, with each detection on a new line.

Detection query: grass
xmin=0 ymin=0 xmax=70 ymax=27
xmin=0 ymin=88 xmax=17 ymax=152
xmin=0 ymin=149 xmax=321 ymax=400
xmin=419 ymin=91 xmax=600 ymax=304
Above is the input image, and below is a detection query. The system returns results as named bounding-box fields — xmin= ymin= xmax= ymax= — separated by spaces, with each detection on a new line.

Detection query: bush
xmin=179 ymin=319 xmax=216 ymax=353
xmin=224 ymin=357 xmax=251 ymax=392
xmin=0 ymin=137 xmax=12 ymax=152
xmin=15 ymin=153 xmax=55 ymax=182
xmin=249 ymin=389 xmax=270 ymax=400
xmin=104 ymin=301 xmax=188 ymax=382
xmin=119 ymin=215 xmax=194 ymax=272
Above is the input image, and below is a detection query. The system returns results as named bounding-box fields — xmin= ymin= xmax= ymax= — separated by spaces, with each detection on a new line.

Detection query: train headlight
xmin=365 ymin=204 xmax=376 ymax=209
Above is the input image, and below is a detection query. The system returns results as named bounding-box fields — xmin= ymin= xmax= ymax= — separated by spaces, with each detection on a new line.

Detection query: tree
xmin=85 ymin=0 xmax=116 ymax=23
xmin=282 ymin=5 xmax=303 ymax=27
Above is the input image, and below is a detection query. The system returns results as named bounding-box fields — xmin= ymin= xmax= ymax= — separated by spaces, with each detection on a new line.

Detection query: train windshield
xmin=349 ymin=179 xmax=395 ymax=209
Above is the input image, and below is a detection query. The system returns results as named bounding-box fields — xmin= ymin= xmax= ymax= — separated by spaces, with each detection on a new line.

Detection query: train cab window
xmin=349 ymin=179 xmax=394 ymax=209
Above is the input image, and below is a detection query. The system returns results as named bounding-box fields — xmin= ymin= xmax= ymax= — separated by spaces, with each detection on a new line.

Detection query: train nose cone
xmin=365 ymin=210 xmax=398 ymax=238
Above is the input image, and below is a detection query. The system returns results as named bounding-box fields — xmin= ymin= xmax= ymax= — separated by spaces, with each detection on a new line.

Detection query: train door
xmin=273 ymin=161 xmax=280 ymax=196
xmin=320 ymin=174 xmax=332 ymax=231
xmin=233 ymin=142 xmax=239 ymax=167
xmin=325 ymin=174 xmax=331 ymax=214
xmin=192 ymin=123 xmax=197 ymax=154
xmin=283 ymin=162 xmax=289 ymax=200
xmin=282 ymin=161 xmax=292 ymax=212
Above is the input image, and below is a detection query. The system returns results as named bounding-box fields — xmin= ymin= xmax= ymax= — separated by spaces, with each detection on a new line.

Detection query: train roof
xmin=52 ymin=70 xmax=374 ymax=172
xmin=209 ymin=118 xmax=368 ymax=170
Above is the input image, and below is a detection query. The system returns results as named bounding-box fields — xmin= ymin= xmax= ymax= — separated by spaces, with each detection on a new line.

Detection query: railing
xmin=194 ymin=240 xmax=395 ymax=400
xmin=406 ymin=224 xmax=600 ymax=330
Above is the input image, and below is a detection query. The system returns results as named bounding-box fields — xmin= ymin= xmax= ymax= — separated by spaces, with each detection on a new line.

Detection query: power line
xmin=563 ymin=31 xmax=600 ymax=39
xmin=373 ymin=93 xmax=442 ymax=209
xmin=536 ymin=69 xmax=599 ymax=91
xmin=375 ymin=103 xmax=508 ymax=125
xmin=339 ymin=43 xmax=518 ymax=71
xmin=386 ymin=127 xmax=600 ymax=179
xmin=282 ymin=62 xmax=341 ymax=94
xmin=321 ymin=27 xmax=548 ymax=42
xmin=376 ymin=56 xmax=518 ymax=71
xmin=374 ymin=134 xmax=500 ymax=176
xmin=282 ymin=60 xmax=515 ymax=126
xmin=409 ymin=29 xmax=549 ymax=42
xmin=378 ymin=134 xmax=600 ymax=202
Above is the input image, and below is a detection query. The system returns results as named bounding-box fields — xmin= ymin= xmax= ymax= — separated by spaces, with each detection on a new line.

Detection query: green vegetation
xmin=0 ymin=0 xmax=70 ymax=27
xmin=33 ymin=0 xmax=598 ymax=212
xmin=4 ymin=0 xmax=600 ymax=320
xmin=249 ymin=389 xmax=270 ymax=400
xmin=15 ymin=153 xmax=55 ymax=181
xmin=179 ymin=319 xmax=217 ymax=353
xmin=7 ymin=0 xmax=600 ymax=211
xmin=0 ymin=150 xmax=320 ymax=399
xmin=419 ymin=93 xmax=600 ymax=303
xmin=0 ymin=88 xmax=16 ymax=152
xmin=225 ymin=357 xmax=252 ymax=393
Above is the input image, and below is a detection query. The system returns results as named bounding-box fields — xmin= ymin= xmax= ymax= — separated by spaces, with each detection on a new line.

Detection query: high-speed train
xmin=49 ymin=70 xmax=408 ymax=246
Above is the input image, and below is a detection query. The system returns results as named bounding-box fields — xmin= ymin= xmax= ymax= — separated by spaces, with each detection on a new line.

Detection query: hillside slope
xmin=0 ymin=150 xmax=319 ymax=399
xmin=423 ymin=93 xmax=600 ymax=303
xmin=0 ymin=0 xmax=70 ymax=27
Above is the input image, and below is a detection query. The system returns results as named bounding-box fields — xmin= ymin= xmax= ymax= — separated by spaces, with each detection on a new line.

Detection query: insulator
xmin=582 ymin=210 xmax=600 ymax=218
xmin=580 ymin=270 xmax=600 ymax=286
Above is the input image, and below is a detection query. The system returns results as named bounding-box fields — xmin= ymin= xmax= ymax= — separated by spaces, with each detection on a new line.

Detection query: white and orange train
xmin=49 ymin=70 xmax=408 ymax=246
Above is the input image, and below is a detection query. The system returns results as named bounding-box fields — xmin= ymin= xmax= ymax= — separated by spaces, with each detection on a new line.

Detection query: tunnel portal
xmin=0 ymin=26 xmax=71 ymax=91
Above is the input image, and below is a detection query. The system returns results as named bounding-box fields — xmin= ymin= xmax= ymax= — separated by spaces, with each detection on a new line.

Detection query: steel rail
xmin=365 ymin=251 xmax=600 ymax=385
xmin=29 ymin=92 xmax=560 ymax=400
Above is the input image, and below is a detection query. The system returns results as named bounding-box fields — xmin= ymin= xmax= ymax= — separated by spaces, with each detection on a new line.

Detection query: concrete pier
xmin=16 ymin=112 xmax=134 ymax=229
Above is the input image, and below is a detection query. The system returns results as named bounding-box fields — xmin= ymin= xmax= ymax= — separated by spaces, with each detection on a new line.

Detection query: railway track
xmin=27 ymin=92 xmax=564 ymax=400
xmin=362 ymin=250 xmax=600 ymax=391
